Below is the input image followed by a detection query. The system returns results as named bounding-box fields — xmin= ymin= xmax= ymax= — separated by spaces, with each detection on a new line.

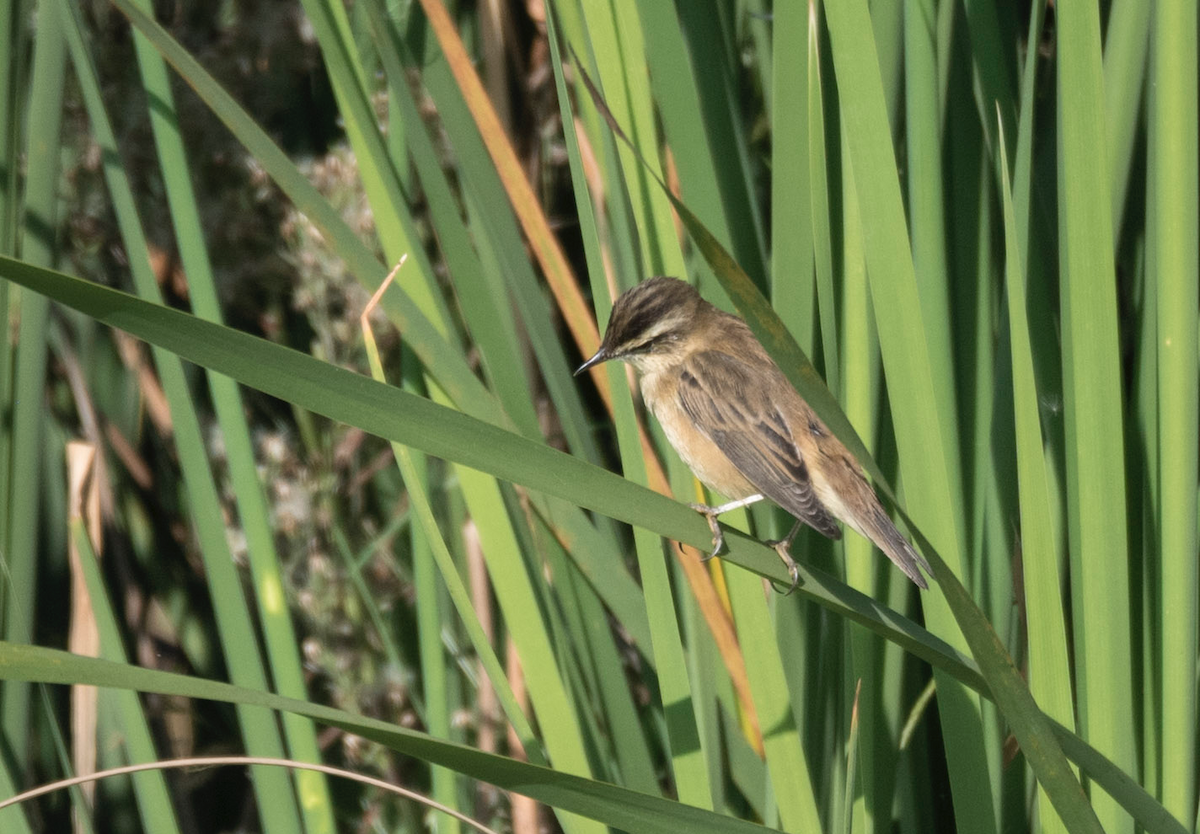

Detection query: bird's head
xmin=575 ymin=277 xmax=706 ymax=376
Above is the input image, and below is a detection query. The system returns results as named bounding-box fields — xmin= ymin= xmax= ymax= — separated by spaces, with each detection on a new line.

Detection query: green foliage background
xmin=0 ymin=1 xmax=1194 ymax=833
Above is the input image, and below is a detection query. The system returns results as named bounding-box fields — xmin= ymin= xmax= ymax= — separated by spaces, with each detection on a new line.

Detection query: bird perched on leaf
xmin=576 ymin=276 xmax=931 ymax=593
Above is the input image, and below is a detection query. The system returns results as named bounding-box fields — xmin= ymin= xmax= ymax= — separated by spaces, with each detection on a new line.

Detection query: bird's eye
xmin=635 ymin=332 xmax=674 ymax=353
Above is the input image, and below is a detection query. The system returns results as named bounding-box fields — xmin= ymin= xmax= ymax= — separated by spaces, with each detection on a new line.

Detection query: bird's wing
xmin=676 ymin=350 xmax=842 ymax=540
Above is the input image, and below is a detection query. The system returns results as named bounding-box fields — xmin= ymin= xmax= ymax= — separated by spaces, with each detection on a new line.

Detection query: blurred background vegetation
xmin=0 ymin=0 xmax=1196 ymax=833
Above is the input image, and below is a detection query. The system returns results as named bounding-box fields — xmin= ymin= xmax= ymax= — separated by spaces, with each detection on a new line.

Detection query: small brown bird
xmin=577 ymin=276 xmax=930 ymax=592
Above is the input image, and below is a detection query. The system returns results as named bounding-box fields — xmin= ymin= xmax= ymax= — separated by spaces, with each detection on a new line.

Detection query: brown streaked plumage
xmin=576 ymin=276 xmax=931 ymax=592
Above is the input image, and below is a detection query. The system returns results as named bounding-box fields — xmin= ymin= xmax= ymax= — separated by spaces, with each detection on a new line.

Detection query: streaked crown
xmin=602 ymin=276 xmax=703 ymax=353
xmin=576 ymin=277 xmax=707 ymax=375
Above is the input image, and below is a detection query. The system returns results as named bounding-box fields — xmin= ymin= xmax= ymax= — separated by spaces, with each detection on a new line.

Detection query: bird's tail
xmin=861 ymin=504 xmax=932 ymax=589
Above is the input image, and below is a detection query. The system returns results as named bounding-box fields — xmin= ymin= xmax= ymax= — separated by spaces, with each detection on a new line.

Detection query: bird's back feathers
xmin=675 ymin=349 xmax=843 ymax=541
xmin=674 ymin=325 xmax=930 ymax=589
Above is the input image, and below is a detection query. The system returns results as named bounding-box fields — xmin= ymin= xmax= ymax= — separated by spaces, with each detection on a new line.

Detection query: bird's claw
xmin=688 ymin=502 xmax=725 ymax=561
xmin=686 ymin=501 xmax=800 ymax=593
xmin=765 ymin=537 xmax=802 ymax=595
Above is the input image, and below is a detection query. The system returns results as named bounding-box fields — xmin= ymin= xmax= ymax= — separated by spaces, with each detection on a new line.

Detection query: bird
xmin=576 ymin=276 xmax=931 ymax=593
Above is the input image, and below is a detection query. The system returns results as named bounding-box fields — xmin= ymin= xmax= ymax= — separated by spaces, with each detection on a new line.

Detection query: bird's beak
xmin=575 ymin=346 xmax=609 ymax=376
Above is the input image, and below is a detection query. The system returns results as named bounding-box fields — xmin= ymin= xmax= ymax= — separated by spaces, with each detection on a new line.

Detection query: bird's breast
xmin=640 ymin=370 xmax=758 ymax=500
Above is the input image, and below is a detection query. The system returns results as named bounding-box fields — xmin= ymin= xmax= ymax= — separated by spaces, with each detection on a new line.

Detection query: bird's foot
xmin=763 ymin=536 xmax=802 ymax=595
xmin=687 ymin=502 xmax=725 ymax=561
